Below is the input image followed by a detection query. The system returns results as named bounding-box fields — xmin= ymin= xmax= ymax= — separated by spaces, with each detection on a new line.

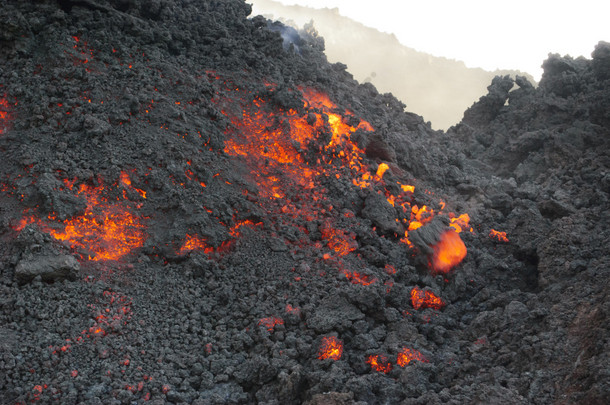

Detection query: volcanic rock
xmin=15 ymin=254 xmax=80 ymax=284
xmin=0 ymin=1 xmax=608 ymax=404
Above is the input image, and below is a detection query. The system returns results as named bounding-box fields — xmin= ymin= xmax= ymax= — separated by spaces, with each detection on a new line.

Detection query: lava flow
xmin=217 ymin=81 xmax=471 ymax=274
xmin=366 ymin=354 xmax=392 ymax=373
xmin=15 ymin=176 xmax=145 ymax=261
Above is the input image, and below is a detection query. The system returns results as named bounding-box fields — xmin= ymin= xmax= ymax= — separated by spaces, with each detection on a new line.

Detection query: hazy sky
xmin=261 ymin=0 xmax=609 ymax=80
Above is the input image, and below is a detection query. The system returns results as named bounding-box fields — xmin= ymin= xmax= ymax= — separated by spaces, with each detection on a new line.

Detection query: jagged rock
xmin=15 ymin=254 xmax=80 ymax=283
xmin=361 ymin=191 xmax=401 ymax=235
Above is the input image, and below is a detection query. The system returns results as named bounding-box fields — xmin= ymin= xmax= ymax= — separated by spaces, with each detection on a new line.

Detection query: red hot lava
xmin=366 ymin=354 xmax=392 ymax=373
xmin=317 ymin=336 xmax=343 ymax=361
xmin=490 ymin=229 xmax=509 ymax=242
xmin=215 ymin=80 xmax=471 ymax=276
xmin=430 ymin=229 xmax=467 ymax=274
xmin=411 ymin=287 xmax=446 ymax=310
xmin=397 ymin=347 xmax=428 ymax=367
xmin=0 ymin=94 xmax=14 ymax=134
xmin=15 ymin=176 xmax=145 ymax=261
xmin=258 ymin=317 xmax=284 ymax=332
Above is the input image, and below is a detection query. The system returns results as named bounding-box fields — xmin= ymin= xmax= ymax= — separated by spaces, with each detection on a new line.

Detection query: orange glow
xmin=16 ymin=181 xmax=145 ymax=261
xmin=344 ymin=271 xmax=377 ymax=286
xmin=318 ymin=336 xmax=343 ymax=361
xmin=13 ymin=215 xmax=37 ymax=231
xmin=397 ymin=347 xmax=428 ymax=367
xmin=0 ymin=95 xmax=13 ymax=134
xmin=45 ymin=184 xmax=145 ymax=261
xmin=285 ymin=304 xmax=300 ymax=315
xmin=375 ymin=163 xmax=389 ymax=180
xmin=214 ymin=81 xmax=472 ymax=279
xmin=366 ymin=354 xmax=392 ymax=373
xmin=321 ymin=222 xmax=357 ymax=256
xmin=222 ymin=96 xmax=318 ymax=199
xmin=430 ymin=230 xmax=467 ymax=274
xmin=258 ymin=317 xmax=284 ymax=332
xmin=449 ymin=213 xmax=472 ymax=233
xmin=119 ymin=172 xmax=131 ymax=186
xmin=179 ymin=234 xmax=213 ymax=255
xmin=400 ymin=183 xmax=415 ymax=193
xmin=489 ymin=229 xmax=509 ymax=242
xmin=229 ymin=220 xmax=262 ymax=238
xmin=410 ymin=287 xmax=445 ymax=310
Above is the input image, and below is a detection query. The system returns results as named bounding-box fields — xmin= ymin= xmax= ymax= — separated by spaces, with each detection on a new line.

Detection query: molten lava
xmin=179 ymin=234 xmax=213 ymax=255
xmin=430 ymin=230 xmax=467 ymax=274
xmin=366 ymin=354 xmax=392 ymax=373
xmin=317 ymin=336 xmax=343 ymax=361
xmin=396 ymin=347 xmax=428 ymax=367
xmin=216 ymin=80 xmax=471 ymax=277
xmin=16 ymin=179 xmax=145 ymax=261
xmin=489 ymin=229 xmax=509 ymax=242
xmin=321 ymin=222 xmax=357 ymax=257
xmin=449 ymin=213 xmax=473 ymax=233
xmin=0 ymin=94 xmax=13 ymax=134
xmin=258 ymin=317 xmax=284 ymax=332
xmin=48 ymin=184 xmax=145 ymax=261
xmin=411 ymin=287 xmax=446 ymax=310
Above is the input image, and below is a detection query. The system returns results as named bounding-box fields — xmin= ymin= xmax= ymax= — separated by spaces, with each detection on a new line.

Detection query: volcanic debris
xmin=0 ymin=1 xmax=608 ymax=404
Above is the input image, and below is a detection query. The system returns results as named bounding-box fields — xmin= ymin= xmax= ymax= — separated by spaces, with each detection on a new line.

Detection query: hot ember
xmin=0 ymin=94 xmax=14 ymax=134
xmin=411 ymin=287 xmax=446 ymax=310
xmin=317 ymin=336 xmax=343 ymax=361
xmin=397 ymin=347 xmax=428 ymax=367
xmin=489 ymin=229 xmax=509 ymax=242
xmin=15 ymin=177 xmax=145 ymax=261
xmin=258 ymin=317 xmax=284 ymax=332
xmin=366 ymin=354 xmax=392 ymax=373
xmin=430 ymin=229 xmax=467 ymax=274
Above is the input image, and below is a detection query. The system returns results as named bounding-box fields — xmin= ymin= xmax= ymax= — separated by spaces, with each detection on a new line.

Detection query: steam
xmin=268 ymin=22 xmax=302 ymax=53
xmin=249 ymin=0 xmax=535 ymax=130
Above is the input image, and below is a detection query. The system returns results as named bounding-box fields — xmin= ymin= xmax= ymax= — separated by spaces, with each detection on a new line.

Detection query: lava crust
xmin=0 ymin=1 xmax=608 ymax=404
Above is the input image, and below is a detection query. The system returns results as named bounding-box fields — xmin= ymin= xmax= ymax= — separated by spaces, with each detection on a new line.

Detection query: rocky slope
xmin=0 ymin=1 xmax=607 ymax=404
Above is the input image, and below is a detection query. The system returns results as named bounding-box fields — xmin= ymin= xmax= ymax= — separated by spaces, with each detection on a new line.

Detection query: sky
xmin=263 ymin=0 xmax=609 ymax=81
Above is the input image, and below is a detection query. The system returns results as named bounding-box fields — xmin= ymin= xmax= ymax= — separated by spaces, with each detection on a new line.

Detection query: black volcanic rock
xmin=0 ymin=1 xmax=608 ymax=405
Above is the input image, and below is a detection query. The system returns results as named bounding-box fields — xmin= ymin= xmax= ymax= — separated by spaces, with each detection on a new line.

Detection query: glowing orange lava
xmin=0 ymin=95 xmax=13 ymax=134
xmin=179 ymin=234 xmax=213 ymax=254
xmin=47 ymin=184 xmax=144 ymax=261
xmin=489 ymin=229 xmax=509 ymax=242
xmin=216 ymin=80 xmax=471 ymax=276
xmin=321 ymin=222 xmax=357 ymax=257
xmin=410 ymin=287 xmax=445 ymax=310
xmin=366 ymin=354 xmax=392 ymax=373
xmin=397 ymin=347 xmax=428 ymax=367
xmin=449 ymin=213 xmax=472 ymax=233
xmin=15 ymin=180 xmax=145 ymax=261
xmin=258 ymin=317 xmax=284 ymax=332
xmin=222 ymin=96 xmax=318 ymax=198
xmin=344 ymin=271 xmax=377 ymax=286
xmin=317 ymin=336 xmax=343 ymax=361
xmin=430 ymin=230 xmax=467 ymax=274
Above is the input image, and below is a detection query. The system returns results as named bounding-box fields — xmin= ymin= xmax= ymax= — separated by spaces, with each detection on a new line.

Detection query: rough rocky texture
xmin=0 ymin=1 xmax=608 ymax=404
xmin=14 ymin=254 xmax=80 ymax=284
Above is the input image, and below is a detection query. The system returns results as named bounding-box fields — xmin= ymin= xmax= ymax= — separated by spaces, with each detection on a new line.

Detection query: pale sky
xmin=260 ymin=0 xmax=609 ymax=81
